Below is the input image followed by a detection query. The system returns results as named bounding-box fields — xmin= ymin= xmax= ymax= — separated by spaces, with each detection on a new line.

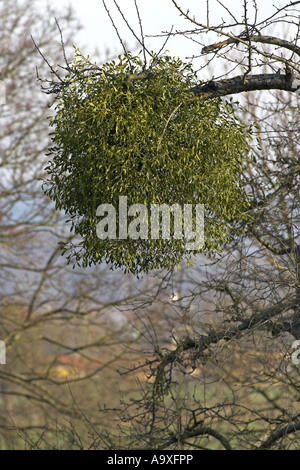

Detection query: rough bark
xmin=190 ymin=72 xmax=300 ymax=99
xmin=202 ymin=35 xmax=300 ymax=58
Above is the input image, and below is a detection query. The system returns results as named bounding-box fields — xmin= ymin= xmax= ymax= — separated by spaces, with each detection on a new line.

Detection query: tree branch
xmin=153 ymin=296 xmax=296 ymax=395
xmin=189 ymin=72 xmax=300 ymax=98
xmin=162 ymin=424 xmax=232 ymax=450
xmin=259 ymin=421 xmax=300 ymax=449
xmin=202 ymin=35 xmax=300 ymax=58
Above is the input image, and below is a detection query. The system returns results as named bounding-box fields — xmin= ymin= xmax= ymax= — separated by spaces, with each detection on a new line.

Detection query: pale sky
xmin=47 ymin=0 xmax=287 ymax=62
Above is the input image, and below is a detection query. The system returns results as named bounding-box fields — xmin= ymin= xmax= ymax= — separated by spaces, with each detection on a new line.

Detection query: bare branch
xmin=259 ymin=422 xmax=300 ymax=449
xmin=189 ymin=72 xmax=300 ymax=98
xmin=202 ymin=35 xmax=300 ymax=57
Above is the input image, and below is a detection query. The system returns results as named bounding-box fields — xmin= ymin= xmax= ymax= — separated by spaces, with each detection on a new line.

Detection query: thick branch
xmin=202 ymin=35 xmax=300 ymax=57
xmin=292 ymin=245 xmax=300 ymax=338
xmin=247 ymin=224 xmax=292 ymax=255
xmin=161 ymin=424 xmax=232 ymax=450
xmin=154 ymin=296 xmax=296 ymax=393
xmin=259 ymin=422 xmax=300 ymax=449
xmin=190 ymin=73 xmax=300 ymax=98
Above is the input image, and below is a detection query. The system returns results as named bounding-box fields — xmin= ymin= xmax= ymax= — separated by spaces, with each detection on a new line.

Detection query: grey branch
xmin=153 ymin=296 xmax=296 ymax=395
xmin=190 ymin=73 xmax=300 ymax=98
xmin=202 ymin=35 xmax=300 ymax=57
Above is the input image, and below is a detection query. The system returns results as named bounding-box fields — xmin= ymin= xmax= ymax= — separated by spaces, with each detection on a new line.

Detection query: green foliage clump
xmin=44 ymin=49 xmax=251 ymax=275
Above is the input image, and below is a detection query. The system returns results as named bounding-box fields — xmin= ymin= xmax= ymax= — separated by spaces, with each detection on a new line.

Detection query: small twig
xmin=102 ymin=0 xmax=131 ymax=66
xmin=112 ymin=0 xmax=152 ymax=60
xmin=243 ymin=0 xmax=252 ymax=83
xmin=134 ymin=0 xmax=147 ymax=68
xmin=55 ymin=17 xmax=69 ymax=68
xmin=206 ymin=0 xmax=209 ymax=26
xmin=68 ymin=385 xmax=110 ymax=448
xmin=157 ymin=102 xmax=183 ymax=150
xmin=216 ymin=0 xmax=238 ymax=23
xmin=150 ymin=25 xmax=174 ymax=69
xmin=31 ymin=35 xmax=63 ymax=83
